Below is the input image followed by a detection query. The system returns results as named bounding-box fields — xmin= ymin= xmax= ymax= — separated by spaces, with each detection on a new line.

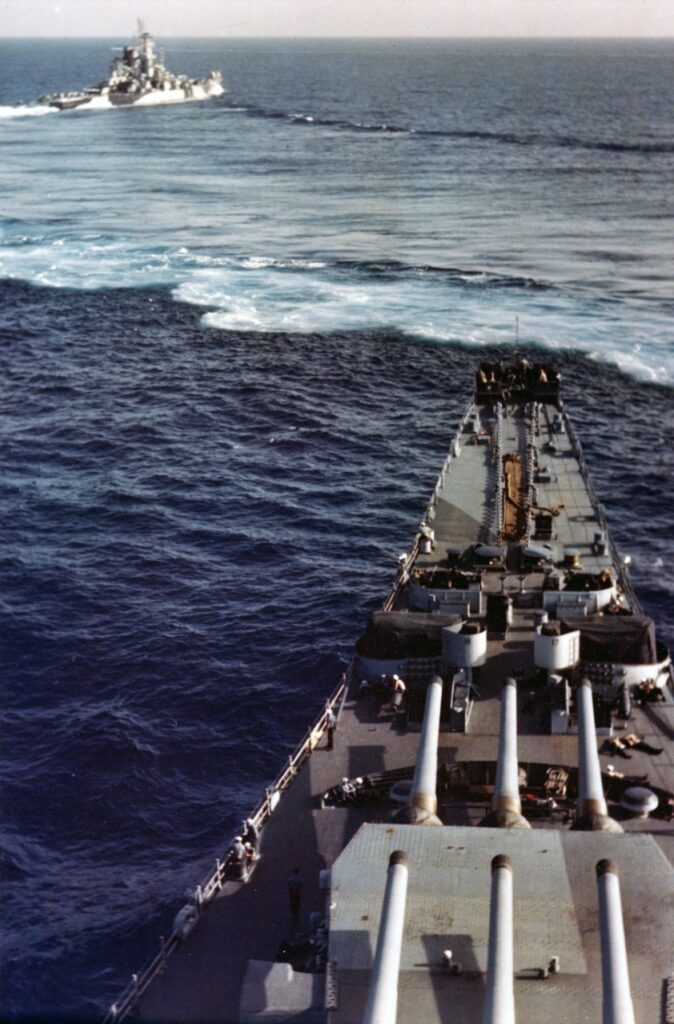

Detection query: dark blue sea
xmin=1 ymin=37 xmax=673 ymax=1021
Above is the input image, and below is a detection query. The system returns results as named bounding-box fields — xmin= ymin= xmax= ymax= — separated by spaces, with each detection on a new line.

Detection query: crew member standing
xmin=325 ymin=706 xmax=337 ymax=750
xmin=231 ymin=836 xmax=247 ymax=880
xmin=243 ymin=817 xmax=259 ymax=850
xmin=390 ymin=674 xmax=406 ymax=710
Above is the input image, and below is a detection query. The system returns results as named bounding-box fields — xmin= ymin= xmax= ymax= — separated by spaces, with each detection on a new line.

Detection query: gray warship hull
xmin=106 ymin=362 xmax=674 ymax=1024
xmin=40 ymin=29 xmax=224 ymax=112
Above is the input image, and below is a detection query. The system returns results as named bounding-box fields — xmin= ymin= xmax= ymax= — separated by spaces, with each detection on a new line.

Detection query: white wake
xmin=0 ymin=104 xmax=58 ymax=119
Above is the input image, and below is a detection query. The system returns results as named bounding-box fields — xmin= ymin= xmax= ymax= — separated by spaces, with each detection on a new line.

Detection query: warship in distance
xmin=106 ymin=361 xmax=674 ymax=1024
xmin=40 ymin=24 xmax=224 ymax=111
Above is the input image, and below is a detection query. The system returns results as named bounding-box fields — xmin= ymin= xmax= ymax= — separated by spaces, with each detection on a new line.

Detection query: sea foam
xmin=0 ymin=235 xmax=671 ymax=384
xmin=0 ymin=104 xmax=57 ymax=119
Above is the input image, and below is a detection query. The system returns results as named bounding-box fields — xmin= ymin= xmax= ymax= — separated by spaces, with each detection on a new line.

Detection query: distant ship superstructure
xmin=40 ymin=26 xmax=224 ymax=111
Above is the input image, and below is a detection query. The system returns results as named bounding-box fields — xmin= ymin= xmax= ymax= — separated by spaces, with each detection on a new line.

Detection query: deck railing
xmin=105 ymin=411 xmax=470 ymax=1022
xmin=383 ymin=535 xmax=420 ymax=613
xmin=104 ymin=667 xmax=351 ymax=1023
xmin=106 ymin=540 xmax=414 ymax=1024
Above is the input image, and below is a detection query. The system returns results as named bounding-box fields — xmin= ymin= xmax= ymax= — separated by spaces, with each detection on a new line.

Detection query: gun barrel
xmin=363 ymin=851 xmax=410 ymax=1024
xmin=576 ymin=680 xmax=622 ymax=832
xmin=405 ymin=675 xmax=443 ymax=824
xmin=482 ymin=679 xmax=530 ymax=828
xmin=596 ymin=860 xmax=635 ymax=1024
xmin=482 ymin=854 xmax=516 ymax=1024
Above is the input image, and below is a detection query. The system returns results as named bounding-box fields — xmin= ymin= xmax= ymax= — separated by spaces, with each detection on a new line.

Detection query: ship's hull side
xmin=45 ymin=78 xmax=224 ymax=111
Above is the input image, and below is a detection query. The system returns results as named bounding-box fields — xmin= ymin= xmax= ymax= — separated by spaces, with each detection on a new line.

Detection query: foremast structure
xmin=107 ymin=362 xmax=674 ymax=1024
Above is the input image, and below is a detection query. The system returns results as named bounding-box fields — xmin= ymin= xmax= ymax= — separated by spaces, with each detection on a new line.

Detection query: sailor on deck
xmin=231 ymin=836 xmax=247 ymax=880
xmin=390 ymin=674 xmax=406 ymax=710
xmin=325 ymin=706 xmax=337 ymax=750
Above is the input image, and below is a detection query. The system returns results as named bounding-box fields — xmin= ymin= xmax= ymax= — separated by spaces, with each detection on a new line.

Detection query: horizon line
xmin=2 ymin=33 xmax=674 ymax=40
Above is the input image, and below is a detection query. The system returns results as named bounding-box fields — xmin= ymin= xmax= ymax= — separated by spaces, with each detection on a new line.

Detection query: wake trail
xmin=220 ymin=100 xmax=674 ymax=154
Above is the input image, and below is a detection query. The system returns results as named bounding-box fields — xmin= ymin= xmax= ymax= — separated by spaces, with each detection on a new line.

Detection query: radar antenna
xmin=137 ymin=18 xmax=145 ymax=36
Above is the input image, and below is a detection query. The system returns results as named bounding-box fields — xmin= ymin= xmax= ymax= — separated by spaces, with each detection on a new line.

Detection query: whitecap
xmin=240 ymin=256 xmax=278 ymax=270
xmin=0 ymin=233 xmax=672 ymax=385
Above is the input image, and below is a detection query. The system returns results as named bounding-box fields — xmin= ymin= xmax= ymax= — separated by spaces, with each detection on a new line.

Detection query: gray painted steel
xmin=328 ymin=824 xmax=674 ymax=1024
xmin=484 ymin=679 xmax=530 ymax=829
xmin=362 ymin=852 xmax=410 ymax=1024
xmin=596 ymin=861 xmax=636 ymax=1024
xmin=576 ymin=679 xmax=622 ymax=832
xmin=407 ymin=676 xmax=443 ymax=824
xmin=482 ymin=855 xmax=515 ymax=1024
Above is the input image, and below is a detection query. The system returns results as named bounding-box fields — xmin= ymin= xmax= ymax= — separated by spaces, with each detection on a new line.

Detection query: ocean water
xmin=0 ymin=38 xmax=673 ymax=1021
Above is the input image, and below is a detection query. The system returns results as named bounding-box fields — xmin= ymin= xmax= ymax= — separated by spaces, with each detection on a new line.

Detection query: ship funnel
xmin=363 ymin=851 xmax=410 ymax=1024
xmin=596 ymin=860 xmax=636 ymax=1024
xmin=399 ymin=676 xmax=443 ymax=825
xmin=574 ymin=680 xmax=622 ymax=832
xmin=481 ymin=679 xmax=530 ymax=829
xmin=482 ymin=855 xmax=516 ymax=1024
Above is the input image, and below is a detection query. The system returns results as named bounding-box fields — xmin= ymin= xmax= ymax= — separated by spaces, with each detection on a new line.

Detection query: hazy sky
xmin=1 ymin=0 xmax=673 ymax=38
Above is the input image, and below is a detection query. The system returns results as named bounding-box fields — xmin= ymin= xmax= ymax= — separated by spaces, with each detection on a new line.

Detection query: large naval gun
xmin=107 ymin=362 xmax=674 ymax=1023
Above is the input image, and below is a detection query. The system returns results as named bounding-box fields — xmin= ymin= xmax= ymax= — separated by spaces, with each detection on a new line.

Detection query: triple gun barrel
xmin=363 ymin=675 xmax=633 ymax=1023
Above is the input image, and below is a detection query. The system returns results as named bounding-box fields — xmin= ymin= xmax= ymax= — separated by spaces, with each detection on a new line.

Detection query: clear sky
xmin=1 ymin=0 xmax=673 ymax=38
